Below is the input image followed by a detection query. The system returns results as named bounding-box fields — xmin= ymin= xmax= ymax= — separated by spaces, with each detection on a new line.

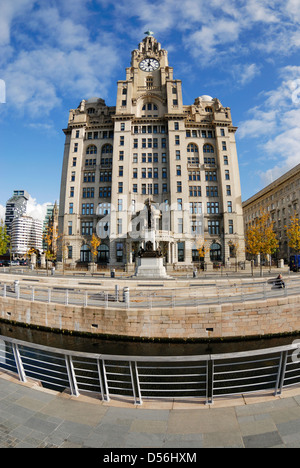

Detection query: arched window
xmin=101 ymin=144 xmax=113 ymax=154
xmin=203 ymin=144 xmax=214 ymax=153
xmin=80 ymin=244 xmax=91 ymax=263
xmin=210 ymin=243 xmax=222 ymax=262
xmin=86 ymin=145 xmax=97 ymax=155
xmin=187 ymin=143 xmax=199 ymax=153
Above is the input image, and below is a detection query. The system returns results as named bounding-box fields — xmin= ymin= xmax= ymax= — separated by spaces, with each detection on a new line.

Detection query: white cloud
xmin=238 ymin=66 xmax=300 ymax=183
xmin=26 ymin=196 xmax=51 ymax=222
xmin=0 ymin=204 xmax=5 ymax=221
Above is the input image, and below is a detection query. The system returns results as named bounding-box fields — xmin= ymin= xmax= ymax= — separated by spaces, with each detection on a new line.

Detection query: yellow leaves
xmin=90 ymin=234 xmax=101 ymax=261
xmin=246 ymin=211 xmax=278 ymax=257
xmin=286 ymin=214 xmax=300 ymax=254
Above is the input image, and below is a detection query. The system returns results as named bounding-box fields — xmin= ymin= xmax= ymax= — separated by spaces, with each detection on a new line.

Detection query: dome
xmin=86 ymin=97 xmax=101 ymax=103
xmin=199 ymin=95 xmax=213 ymax=101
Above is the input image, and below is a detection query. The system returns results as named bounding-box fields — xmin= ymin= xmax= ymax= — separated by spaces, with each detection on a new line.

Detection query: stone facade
xmin=1 ymin=293 xmax=299 ymax=340
xmin=58 ymin=33 xmax=245 ymax=269
xmin=243 ymin=163 xmax=300 ymax=262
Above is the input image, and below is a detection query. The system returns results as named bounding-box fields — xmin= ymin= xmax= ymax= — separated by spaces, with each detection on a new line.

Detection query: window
xmin=222 ymin=141 xmax=227 ymax=151
xmin=174 ymin=122 xmax=179 ymax=130
xmin=86 ymin=145 xmax=97 ymax=154
xmin=178 ymin=218 xmax=183 ymax=233
xmin=178 ymin=242 xmax=185 ymax=262
xmin=70 ymin=187 xmax=74 ymax=198
xmin=206 ymin=186 xmax=218 ymax=197
xmin=119 ymin=151 xmax=124 ymax=160
xmin=74 ymin=143 xmax=78 ymax=153
xmin=71 ymin=171 xmax=75 ymax=181
xmin=177 ymin=181 xmax=182 ymax=193
xmin=68 ymin=246 xmax=73 ymax=259
xmin=229 ymin=220 xmax=234 ymax=234
xmin=189 ymin=186 xmax=201 ymax=197
xmin=118 ymin=199 xmax=123 ymax=212
xmin=162 ymin=168 xmax=167 ymax=179
xmin=118 ymin=182 xmax=123 ymax=193
xmin=208 ymin=221 xmax=220 ymax=235
xmin=187 ymin=143 xmax=198 ymax=153
xmin=133 ymin=184 xmax=138 ymax=193
xmin=177 ymin=198 xmax=182 ymax=211
xmin=176 ymin=150 xmax=181 ymax=160
xmin=224 ymin=155 xmax=228 ymax=165
xmin=120 ymin=123 xmax=125 ymax=131
xmin=80 ymin=245 xmax=91 ymax=263
xmin=101 ymin=144 xmax=113 ymax=154
xmin=116 ymin=243 xmax=123 ymax=263
xmin=225 ymin=170 xmax=230 ymax=180
xmin=227 ymin=201 xmax=233 ymax=213
xmin=81 ymin=222 xmax=93 ymax=236
xmin=69 ymin=203 xmax=73 ymax=214
xmin=117 ymin=218 xmax=122 ymax=234
xmin=176 ymin=165 xmax=181 ymax=176
xmin=226 ymin=185 xmax=231 ymax=196
xmin=133 ymin=168 xmax=138 ymax=178
xmin=205 ymin=171 xmax=217 ymax=181
xmin=75 ymin=130 xmax=80 ymax=138
xmin=210 ymin=242 xmax=222 ymax=261
xmin=119 ymin=166 xmax=123 ymax=176
xmin=207 ymin=202 xmax=219 ymax=214
xmin=120 ymin=136 xmax=124 ymax=146
xmin=68 ymin=221 xmax=73 ymax=236
xmin=203 ymin=144 xmax=214 ymax=153
xmin=221 ymin=128 xmax=225 ymax=136
xmin=72 ymin=157 xmax=77 ymax=167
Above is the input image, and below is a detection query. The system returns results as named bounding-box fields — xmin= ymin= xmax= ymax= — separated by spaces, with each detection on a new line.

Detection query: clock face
xmin=139 ymin=58 xmax=160 ymax=72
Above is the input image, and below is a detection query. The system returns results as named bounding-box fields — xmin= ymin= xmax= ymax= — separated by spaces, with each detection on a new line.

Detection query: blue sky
xmin=1 ymin=0 xmax=300 ymax=220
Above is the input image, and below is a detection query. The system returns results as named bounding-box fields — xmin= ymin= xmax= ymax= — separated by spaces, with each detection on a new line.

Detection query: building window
xmin=203 ymin=144 xmax=214 ymax=153
xmin=176 ymin=150 xmax=181 ymax=160
xmin=86 ymin=145 xmax=97 ymax=154
xmin=71 ymin=171 xmax=75 ymax=181
xmin=68 ymin=221 xmax=72 ymax=236
xmin=226 ymin=185 xmax=231 ymax=196
xmin=177 ymin=181 xmax=182 ymax=193
xmin=205 ymin=171 xmax=217 ymax=181
xmin=178 ymin=218 xmax=183 ymax=233
xmin=70 ymin=187 xmax=74 ymax=198
xmin=119 ymin=166 xmax=123 ymax=177
xmin=118 ymin=182 xmax=123 ymax=193
xmin=187 ymin=143 xmax=198 ymax=153
xmin=68 ymin=246 xmax=73 ymax=259
xmin=225 ymin=170 xmax=230 ymax=180
xmin=72 ymin=157 xmax=77 ymax=167
xmin=222 ymin=141 xmax=227 ymax=151
xmin=210 ymin=243 xmax=222 ymax=261
xmin=162 ymin=168 xmax=167 ymax=179
xmin=74 ymin=143 xmax=78 ymax=153
xmin=75 ymin=130 xmax=80 ymax=138
xmin=176 ymin=165 xmax=181 ymax=176
xmin=178 ymin=242 xmax=185 ymax=262
xmin=116 ymin=243 xmax=123 ymax=262
xmin=69 ymin=203 xmax=73 ymax=214
xmin=117 ymin=218 xmax=122 ymax=234
xmin=227 ymin=201 xmax=233 ymax=213
xmin=229 ymin=220 xmax=234 ymax=234
xmin=224 ymin=155 xmax=228 ymax=165
xmin=207 ymin=202 xmax=219 ymax=214
xmin=208 ymin=221 xmax=220 ymax=235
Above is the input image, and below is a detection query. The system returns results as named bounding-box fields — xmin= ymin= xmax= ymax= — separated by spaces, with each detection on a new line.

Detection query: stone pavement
xmin=2 ymin=373 xmax=300 ymax=448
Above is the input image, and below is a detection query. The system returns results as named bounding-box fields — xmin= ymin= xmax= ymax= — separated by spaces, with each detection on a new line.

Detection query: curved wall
xmin=1 ymin=294 xmax=300 ymax=340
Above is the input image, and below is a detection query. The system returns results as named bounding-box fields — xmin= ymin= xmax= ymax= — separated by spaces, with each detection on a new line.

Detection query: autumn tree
xmin=286 ymin=213 xmax=300 ymax=254
xmin=90 ymin=234 xmax=101 ymax=263
xmin=0 ymin=219 xmax=10 ymax=256
xmin=245 ymin=211 xmax=279 ymax=275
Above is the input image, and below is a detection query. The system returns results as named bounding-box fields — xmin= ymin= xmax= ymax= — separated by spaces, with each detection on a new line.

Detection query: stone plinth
xmin=135 ymin=256 xmax=169 ymax=278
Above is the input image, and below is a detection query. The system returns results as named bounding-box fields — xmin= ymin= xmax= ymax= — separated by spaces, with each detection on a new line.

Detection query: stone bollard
xmin=14 ymin=280 xmax=20 ymax=296
xmin=123 ymin=286 xmax=129 ymax=304
xmin=115 ymin=284 xmax=119 ymax=302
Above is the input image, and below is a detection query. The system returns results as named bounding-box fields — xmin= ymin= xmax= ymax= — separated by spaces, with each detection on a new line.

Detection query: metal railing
xmin=0 ymin=277 xmax=299 ymax=310
xmin=1 ymin=334 xmax=300 ymax=405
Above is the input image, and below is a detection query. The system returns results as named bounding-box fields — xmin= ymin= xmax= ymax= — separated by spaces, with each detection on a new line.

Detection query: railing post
xmin=3 ymin=284 xmax=6 ymax=298
xmin=65 ymin=354 xmax=79 ymax=397
xmin=275 ymin=350 xmax=288 ymax=396
xmin=48 ymin=288 xmax=51 ymax=303
xmin=12 ymin=343 xmax=27 ymax=383
xmin=206 ymin=357 xmax=214 ymax=405
xmin=129 ymin=361 xmax=142 ymax=405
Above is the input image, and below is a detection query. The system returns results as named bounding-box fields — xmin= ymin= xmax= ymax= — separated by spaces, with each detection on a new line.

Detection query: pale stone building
xmin=58 ymin=33 xmax=245 ymax=270
xmin=243 ymin=163 xmax=300 ymax=263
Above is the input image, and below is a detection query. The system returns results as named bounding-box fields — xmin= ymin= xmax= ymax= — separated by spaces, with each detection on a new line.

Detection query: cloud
xmin=0 ymin=205 xmax=5 ymax=221
xmin=26 ymin=196 xmax=52 ymax=222
xmin=1 ymin=3 xmax=121 ymax=116
xmin=238 ymin=66 xmax=300 ymax=183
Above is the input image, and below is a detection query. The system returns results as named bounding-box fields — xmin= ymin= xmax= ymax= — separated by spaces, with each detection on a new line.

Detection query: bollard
xmin=51 ymin=267 xmax=55 ymax=276
xmin=111 ymin=269 xmax=115 ymax=278
xmin=115 ymin=284 xmax=119 ymax=302
xmin=123 ymin=286 xmax=129 ymax=305
xmin=14 ymin=280 xmax=20 ymax=297
xmin=193 ymin=269 xmax=197 ymax=278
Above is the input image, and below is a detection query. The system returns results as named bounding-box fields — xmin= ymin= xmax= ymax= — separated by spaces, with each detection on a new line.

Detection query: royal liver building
xmin=58 ymin=33 xmax=245 ymax=270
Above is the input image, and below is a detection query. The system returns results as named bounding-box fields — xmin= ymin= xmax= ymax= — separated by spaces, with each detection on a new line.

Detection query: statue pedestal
xmin=135 ymin=256 xmax=169 ymax=279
